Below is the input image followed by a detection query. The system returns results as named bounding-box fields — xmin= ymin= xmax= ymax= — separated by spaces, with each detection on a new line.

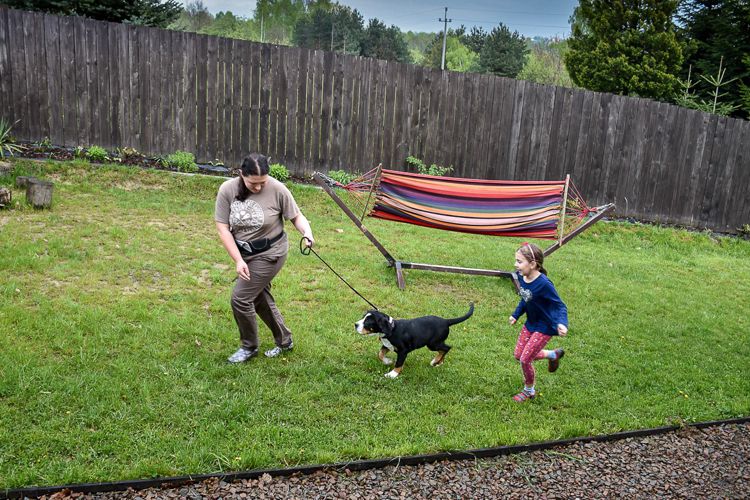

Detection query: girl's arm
xmin=510 ymin=299 xmax=526 ymax=324
xmin=544 ymin=281 xmax=569 ymax=335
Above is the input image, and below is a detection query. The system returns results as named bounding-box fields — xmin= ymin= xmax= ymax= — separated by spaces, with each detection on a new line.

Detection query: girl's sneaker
xmin=512 ymin=389 xmax=535 ymax=403
xmin=548 ymin=348 xmax=565 ymax=372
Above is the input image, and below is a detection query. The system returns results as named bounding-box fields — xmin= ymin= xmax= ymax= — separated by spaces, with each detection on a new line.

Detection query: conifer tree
xmin=565 ymin=0 xmax=683 ymax=100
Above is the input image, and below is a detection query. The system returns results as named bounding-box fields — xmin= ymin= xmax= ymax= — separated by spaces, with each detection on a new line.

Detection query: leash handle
xmin=299 ymin=236 xmax=313 ymax=255
xmin=299 ymin=238 xmax=378 ymax=310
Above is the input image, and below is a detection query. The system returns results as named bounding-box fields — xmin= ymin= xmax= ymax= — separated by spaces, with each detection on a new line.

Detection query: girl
xmin=509 ymin=242 xmax=568 ymax=402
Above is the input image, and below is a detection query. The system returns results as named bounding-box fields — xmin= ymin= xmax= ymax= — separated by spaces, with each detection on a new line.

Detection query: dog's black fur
xmin=354 ymin=303 xmax=474 ymax=378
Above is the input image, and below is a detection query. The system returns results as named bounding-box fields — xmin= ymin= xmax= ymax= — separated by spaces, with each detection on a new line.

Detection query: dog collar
xmin=388 ymin=316 xmax=395 ymax=326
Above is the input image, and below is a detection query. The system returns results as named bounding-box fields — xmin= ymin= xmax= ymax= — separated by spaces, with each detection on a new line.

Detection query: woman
xmin=215 ymin=153 xmax=314 ymax=363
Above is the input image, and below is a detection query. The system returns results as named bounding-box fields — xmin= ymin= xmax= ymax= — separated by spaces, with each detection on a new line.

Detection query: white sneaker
xmin=227 ymin=347 xmax=258 ymax=363
xmin=264 ymin=341 xmax=293 ymax=358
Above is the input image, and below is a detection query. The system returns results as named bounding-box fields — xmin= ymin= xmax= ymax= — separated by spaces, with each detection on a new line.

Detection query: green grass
xmin=1 ymin=159 xmax=749 ymax=489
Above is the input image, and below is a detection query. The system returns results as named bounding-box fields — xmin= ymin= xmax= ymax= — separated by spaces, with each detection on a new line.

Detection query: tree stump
xmin=26 ymin=178 xmax=54 ymax=209
xmin=0 ymin=187 xmax=10 ymax=208
xmin=16 ymin=176 xmax=35 ymax=188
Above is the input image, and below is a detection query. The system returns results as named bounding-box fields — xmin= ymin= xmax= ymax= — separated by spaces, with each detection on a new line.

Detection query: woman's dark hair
xmin=236 ymin=153 xmax=270 ymax=200
xmin=517 ymin=242 xmax=547 ymax=275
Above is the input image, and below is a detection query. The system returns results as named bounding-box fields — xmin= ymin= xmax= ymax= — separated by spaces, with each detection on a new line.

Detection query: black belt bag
xmin=235 ymin=232 xmax=285 ymax=257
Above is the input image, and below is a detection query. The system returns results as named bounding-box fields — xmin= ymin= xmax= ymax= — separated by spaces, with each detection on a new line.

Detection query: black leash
xmin=299 ymin=237 xmax=379 ymax=310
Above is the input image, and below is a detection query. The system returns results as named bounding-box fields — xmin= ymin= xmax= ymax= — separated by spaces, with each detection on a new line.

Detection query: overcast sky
xmin=196 ymin=1 xmax=578 ymax=39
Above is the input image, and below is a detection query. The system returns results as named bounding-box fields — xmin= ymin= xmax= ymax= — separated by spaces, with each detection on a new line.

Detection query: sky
xmin=196 ymin=1 xmax=578 ymax=39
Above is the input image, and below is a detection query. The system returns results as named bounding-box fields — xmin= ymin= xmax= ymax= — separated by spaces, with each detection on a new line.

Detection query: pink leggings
xmin=514 ymin=326 xmax=551 ymax=386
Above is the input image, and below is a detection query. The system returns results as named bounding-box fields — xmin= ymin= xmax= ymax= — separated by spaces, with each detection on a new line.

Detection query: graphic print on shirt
xmin=520 ymin=287 xmax=533 ymax=303
xmin=229 ymin=199 xmax=264 ymax=232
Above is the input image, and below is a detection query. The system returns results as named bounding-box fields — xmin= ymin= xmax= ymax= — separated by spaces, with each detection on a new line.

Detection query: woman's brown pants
xmin=230 ymin=253 xmax=293 ymax=350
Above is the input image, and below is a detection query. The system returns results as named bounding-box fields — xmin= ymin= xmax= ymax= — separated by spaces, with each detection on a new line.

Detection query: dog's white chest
xmin=380 ymin=337 xmax=396 ymax=352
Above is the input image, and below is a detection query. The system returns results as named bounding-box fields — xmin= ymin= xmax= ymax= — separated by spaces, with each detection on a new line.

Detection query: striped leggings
xmin=513 ymin=325 xmax=551 ymax=386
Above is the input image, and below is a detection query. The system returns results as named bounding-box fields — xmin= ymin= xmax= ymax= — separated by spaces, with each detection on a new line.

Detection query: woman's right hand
xmin=236 ymin=259 xmax=250 ymax=281
xmin=508 ymin=316 xmax=517 ymax=325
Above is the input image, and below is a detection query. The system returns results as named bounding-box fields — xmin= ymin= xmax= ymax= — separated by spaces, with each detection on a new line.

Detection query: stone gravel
xmin=40 ymin=422 xmax=749 ymax=500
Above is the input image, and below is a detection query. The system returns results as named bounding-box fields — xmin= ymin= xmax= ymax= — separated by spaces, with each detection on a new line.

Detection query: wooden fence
xmin=1 ymin=7 xmax=748 ymax=232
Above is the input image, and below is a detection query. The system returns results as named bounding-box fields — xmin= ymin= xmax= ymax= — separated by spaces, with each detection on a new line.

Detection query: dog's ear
xmin=374 ymin=312 xmax=392 ymax=334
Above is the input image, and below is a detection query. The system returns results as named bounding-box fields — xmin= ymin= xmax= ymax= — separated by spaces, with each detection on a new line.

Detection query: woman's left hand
xmin=557 ymin=324 xmax=568 ymax=336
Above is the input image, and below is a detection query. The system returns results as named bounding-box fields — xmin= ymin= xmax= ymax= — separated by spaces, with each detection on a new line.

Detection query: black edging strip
xmin=4 ymin=416 xmax=749 ymax=499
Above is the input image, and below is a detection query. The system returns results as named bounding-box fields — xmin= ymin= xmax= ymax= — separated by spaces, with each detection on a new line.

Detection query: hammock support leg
xmin=395 ymin=261 xmax=405 ymax=290
xmin=313 ymin=172 xmax=396 ymax=266
xmin=393 ymin=261 xmax=517 ymax=290
xmin=543 ymin=203 xmax=616 ymax=257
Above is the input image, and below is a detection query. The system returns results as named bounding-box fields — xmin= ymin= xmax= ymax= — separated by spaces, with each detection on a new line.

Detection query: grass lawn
xmin=1 ymin=159 xmax=749 ymax=489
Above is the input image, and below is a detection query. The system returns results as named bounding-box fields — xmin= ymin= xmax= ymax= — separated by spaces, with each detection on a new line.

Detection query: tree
xmin=423 ymin=35 xmax=480 ymax=72
xmin=360 ymin=18 xmax=410 ymax=63
xmin=677 ymin=0 xmax=750 ymax=118
xmin=461 ymin=26 xmax=488 ymax=54
xmin=169 ymin=0 xmax=213 ymax=32
xmin=198 ymin=11 xmax=258 ymax=41
xmin=292 ymin=2 xmax=364 ymax=54
xmin=5 ymin=0 xmax=182 ymax=28
xmin=565 ymin=0 xmax=683 ymax=100
xmin=518 ymin=39 xmax=575 ymax=87
xmin=478 ymin=24 xmax=528 ymax=78
xmin=254 ymin=0 xmax=306 ymax=45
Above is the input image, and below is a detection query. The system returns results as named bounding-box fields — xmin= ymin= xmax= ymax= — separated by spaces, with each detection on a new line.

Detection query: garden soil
xmin=38 ymin=421 xmax=749 ymax=499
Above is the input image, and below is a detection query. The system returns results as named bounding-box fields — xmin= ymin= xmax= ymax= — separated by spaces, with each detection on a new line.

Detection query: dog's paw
xmin=430 ymin=359 xmax=443 ymax=367
xmin=382 ymin=357 xmax=393 ymax=365
xmin=384 ymin=370 xmax=399 ymax=379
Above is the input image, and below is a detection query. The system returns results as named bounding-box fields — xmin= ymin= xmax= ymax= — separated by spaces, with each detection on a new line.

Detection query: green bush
xmin=327 ymin=169 xmax=356 ymax=185
xmin=406 ymin=155 xmax=453 ymax=177
xmin=269 ymin=163 xmax=290 ymax=182
xmin=164 ymin=150 xmax=198 ymax=173
xmin=86 ymin=145 xmax=109 ymax=162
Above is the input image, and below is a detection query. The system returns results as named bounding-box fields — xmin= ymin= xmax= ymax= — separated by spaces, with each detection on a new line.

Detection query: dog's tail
xmin=447 ymin=302 xmax=474 ymax=326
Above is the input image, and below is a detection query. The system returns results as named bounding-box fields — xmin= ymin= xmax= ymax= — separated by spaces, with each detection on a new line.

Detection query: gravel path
xmin=40 ymin=422 xmax=749 ymax=499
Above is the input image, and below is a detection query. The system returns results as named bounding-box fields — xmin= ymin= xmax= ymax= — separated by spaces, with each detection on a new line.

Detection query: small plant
xmin=0 ymin=118 xmax=25 ymax=157
xmin=737 ymin=224 xmax=750 ymax=239
xmin=269 ymin=163 xmax=290 ymax=182
xmin=86 ymin=145 xmax=109 ymax=162
xmin=327 ymin=169 xmax=356 ymax=185
xmin=406 ymin=155 xmax=453 ymax=177
xmin=164 ymin=150 xmax=198 ymax=173
xmin=74 ymin=145 xmax=86 ymax=158
xmin=37 ymin=136 xmax=53 ymax=152
xmin=116 ymin=147 xmax=142 ymax=161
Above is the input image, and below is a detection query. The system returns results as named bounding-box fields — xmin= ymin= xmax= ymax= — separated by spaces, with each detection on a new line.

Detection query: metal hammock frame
xmin=314 ymin=166 xmax=614 ymax=290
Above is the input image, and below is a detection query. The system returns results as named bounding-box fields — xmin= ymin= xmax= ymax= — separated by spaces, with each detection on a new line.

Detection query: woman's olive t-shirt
xmin=214 ymin=177 xmax=300 ymax=259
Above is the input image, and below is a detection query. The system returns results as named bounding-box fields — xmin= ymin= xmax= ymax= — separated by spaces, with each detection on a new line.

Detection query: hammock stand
xmin=314 ymin=166 xmax=614 ymax=290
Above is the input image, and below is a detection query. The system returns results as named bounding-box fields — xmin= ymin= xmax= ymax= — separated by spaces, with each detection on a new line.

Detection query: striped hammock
xmin=342 ymin=169 xmax=580 ymax=239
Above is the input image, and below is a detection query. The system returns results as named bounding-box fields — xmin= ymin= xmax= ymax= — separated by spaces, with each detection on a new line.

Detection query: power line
xmin=452 ymin=18 xmax=569 ymax=29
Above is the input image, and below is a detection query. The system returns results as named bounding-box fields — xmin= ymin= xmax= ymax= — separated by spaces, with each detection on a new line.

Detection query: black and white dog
xmin=354 ymin=303 xmax=474 ymax=378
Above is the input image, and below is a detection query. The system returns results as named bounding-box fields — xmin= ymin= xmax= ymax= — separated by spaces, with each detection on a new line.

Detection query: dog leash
xmin=299 ymin=237 xmax=379 ymax=310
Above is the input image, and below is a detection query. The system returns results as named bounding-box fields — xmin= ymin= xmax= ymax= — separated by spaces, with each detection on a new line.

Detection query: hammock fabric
xmin=347 ymin=169 xmax=570 ymax=239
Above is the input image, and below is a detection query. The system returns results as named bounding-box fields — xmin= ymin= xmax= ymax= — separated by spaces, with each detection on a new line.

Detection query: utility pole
xmin=439 ymin=7 xmax=452 ymax=71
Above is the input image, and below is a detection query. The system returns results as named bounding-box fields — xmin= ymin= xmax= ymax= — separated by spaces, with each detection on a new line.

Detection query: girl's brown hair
xmin=235 ymin=153 xmax=270 ymax=200
xmin=517 ymin=242 xmax=547 ymax=275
